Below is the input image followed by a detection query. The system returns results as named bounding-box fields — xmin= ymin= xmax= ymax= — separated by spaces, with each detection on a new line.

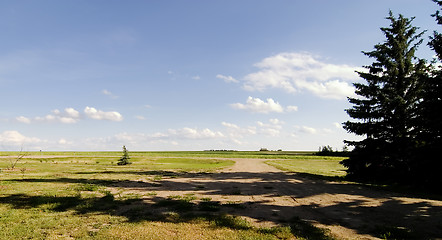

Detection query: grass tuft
xmin=374 ymin=225 xmax=417 ymax=240
xmin=199 ymin=200 xmax=221 ymax=212
xmin=212 ymin=214 xmax=251 ymax=230
xmin=258 ymin=226 xmax=293 ymax=239
xmin=290 ymin=217 xmax=336 ymax=240
xmin=76 ymin=183 xmax=99 ymax=191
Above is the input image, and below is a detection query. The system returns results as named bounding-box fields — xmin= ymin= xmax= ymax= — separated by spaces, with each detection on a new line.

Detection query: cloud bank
xmin=217 ymin=74 xmax=239 ymax=83
xmin=243 ymin=52 xmax=360 ymax=99
xmin=0 ymin=130 xmax=42 ymax=145
xmin=231 ymin=96 xmax=298 ymax=114
xmin=84 ymin=107 xmax=123 ymax=122
xmin=16 ymin=107 xmax=123 ymax=124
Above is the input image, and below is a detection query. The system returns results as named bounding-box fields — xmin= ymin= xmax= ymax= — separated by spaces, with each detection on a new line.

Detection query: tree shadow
xmin=74 ymin=170 xmax=182 ymax=177
xmin=3 ymin=170 xmax=442 ymax=239
xmin=0 ymin=192 xmax=333 ymax=239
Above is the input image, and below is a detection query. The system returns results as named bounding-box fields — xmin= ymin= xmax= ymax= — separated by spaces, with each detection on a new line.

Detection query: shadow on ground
xmin=2 ymin=170 xmax=442 ymax=239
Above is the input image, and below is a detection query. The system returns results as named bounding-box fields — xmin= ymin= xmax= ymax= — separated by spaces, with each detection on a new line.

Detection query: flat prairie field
xmin=1 ymin=151 xmax=441 ymax=240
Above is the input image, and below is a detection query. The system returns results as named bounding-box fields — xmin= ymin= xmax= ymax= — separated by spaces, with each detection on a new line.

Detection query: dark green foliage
xmin=414 ymin=0 xmax=442 ymax=185
xmin=430 ymin=1 xmax=442 ymax=59
xmin=318 ymin=145 xmax=334 ymax=155
xmin=343 ymin=12 xmax=428 ymax=183
xmin=117 ymin=145 xmax=131 ymax=166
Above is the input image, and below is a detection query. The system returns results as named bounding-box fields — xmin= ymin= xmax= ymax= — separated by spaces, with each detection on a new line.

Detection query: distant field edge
xmin=0 ymin=151 xmax=317 ymax=159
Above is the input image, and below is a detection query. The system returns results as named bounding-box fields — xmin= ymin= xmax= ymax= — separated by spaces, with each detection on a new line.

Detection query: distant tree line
xmin=342 ymin=1 xmax=442 ymax=186
xmin=316 ymin=145 xmax=349 ymax=157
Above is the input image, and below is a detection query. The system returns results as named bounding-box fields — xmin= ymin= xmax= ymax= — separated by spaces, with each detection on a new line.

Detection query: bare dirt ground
xmin=116 ymin=158 xmax=442 ymax=239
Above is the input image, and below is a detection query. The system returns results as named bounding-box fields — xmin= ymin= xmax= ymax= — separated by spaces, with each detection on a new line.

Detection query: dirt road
xmin=123 ymin=158 xmax=442 ymax=239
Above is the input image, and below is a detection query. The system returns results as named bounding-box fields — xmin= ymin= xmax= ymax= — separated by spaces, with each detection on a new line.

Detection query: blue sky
xmin=0 ymin=0 xmax=439 ymax=151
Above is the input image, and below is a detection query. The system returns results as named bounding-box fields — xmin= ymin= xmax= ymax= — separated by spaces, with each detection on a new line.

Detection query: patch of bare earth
xmin=112 ymin=158 xmax=442 ymax=239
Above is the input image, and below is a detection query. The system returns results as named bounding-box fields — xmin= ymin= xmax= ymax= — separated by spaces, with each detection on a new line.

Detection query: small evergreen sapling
xmin=117 ymin=145 xmax=131 ymax=165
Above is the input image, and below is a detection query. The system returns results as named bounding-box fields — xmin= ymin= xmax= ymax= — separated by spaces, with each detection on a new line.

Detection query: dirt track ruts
xmin=122 ymin=158 xmax=442 ymax=239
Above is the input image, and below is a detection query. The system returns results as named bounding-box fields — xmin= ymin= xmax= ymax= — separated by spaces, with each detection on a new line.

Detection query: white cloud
xmin=222 ymin=122 xmax=257 ymax=135
xmin=221 ymin=122 xmax=240 ymax=129
xmin=58 ymin=138 xmax=71 ymax=145
xmin=286 ymin=105 xmax=298 ymax=112
xmin=243 ymin=52 xmax=360 ymax=99
xmin=64 ymin=108 xmax=80 ymax=118
xmin=231 ymin=96 xmax=284 ymax=114
xmin=35 ymin=115 xmax=53 ymax=122
xmin=58 ymin=117 xmax=78 ymax=124
xmin=192 ymin=75 xmax=201 ymax=80
xmin=114 ymin=132 xmax=147 ymax=145
xmin=135 ymin=116 xmax=146 ymax=120
xmin=151 ymin=132 xmax=168 ymax=138
xmin=260 ymin=128 xmax=280 ymax=137
xmin=222 ymin=118 xmax=285 ymax=144
xmin=0 ymin=130 xmax=42 ymax=145
xmin=296 ymin=79 xmax=355 ymax=100
xmin=16 ymin=116 xmax=31 ymax=124
xmin=299 ymin=126 xmax=318 ymax=134
xmin=221 ymin=121 xmax=256 ymax=145
xmin=333 ymin=122 xmax=342 ymax=129
xmin=108 ymin=127 xmax=225 ymax=148
xmin=16 ymin=107 xmax=124 ymax=124
xmin=269 ymin=118 xmax=283 ymax=125
xmin=217 ymin=74 xmax=239 ymax=83
xmin=84 ymin=107 xmax=123 ymax=122
xmin=257 ymin=118 xmax=284 ymax=136
xmin=35 ymin=108 xmax=81 ymax=124
xmin=167 ymin=127 xmax=224 ymax=139
xmin=102 ymin=89 xmax=118 ymax=99
xmin=293 ymin=125 xmax=340 ymax=137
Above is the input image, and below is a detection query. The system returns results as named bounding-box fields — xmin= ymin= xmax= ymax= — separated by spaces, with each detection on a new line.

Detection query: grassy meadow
xmin=266 ymin=157 xmax=347 ymax=180
xmin=0 ymin=151 xmax=340 ymax=239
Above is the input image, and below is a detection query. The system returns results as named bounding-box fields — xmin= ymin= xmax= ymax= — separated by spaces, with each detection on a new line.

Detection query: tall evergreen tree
xmin=414 ymin=0 xmax=442 ymax=184
xmin=426 ymin=0 xmax=442 ymax=150
xmin=342 ymin=12 xmax=427 ymax=182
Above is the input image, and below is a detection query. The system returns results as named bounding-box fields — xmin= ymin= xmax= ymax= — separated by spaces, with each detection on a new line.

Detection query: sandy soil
xmin=116 ymin=158 xmax=442 ymax=239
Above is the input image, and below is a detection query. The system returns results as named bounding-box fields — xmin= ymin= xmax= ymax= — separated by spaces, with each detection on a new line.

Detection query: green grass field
xmin=266 ymin=157 xmax=347 ymax=179
xmin=0 ymin=151 xmax=338 ymax=239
